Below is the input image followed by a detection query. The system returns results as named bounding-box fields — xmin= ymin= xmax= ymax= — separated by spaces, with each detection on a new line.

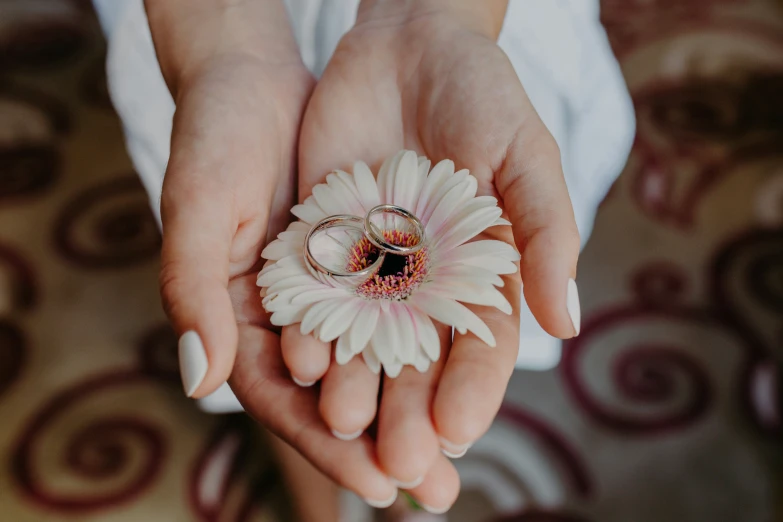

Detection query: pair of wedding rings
xmin=304 ymin=204 xmax=425 ymax=287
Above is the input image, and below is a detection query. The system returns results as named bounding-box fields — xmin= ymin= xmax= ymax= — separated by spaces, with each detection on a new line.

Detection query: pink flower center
xmin=346 ymin=230 xmax=429 ymax=300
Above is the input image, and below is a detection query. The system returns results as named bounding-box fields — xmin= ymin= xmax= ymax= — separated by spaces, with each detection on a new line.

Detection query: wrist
xmin=145 ymin=0 xmax=303 ymax=96
xmin=356 ymin=0 xmax=508 ymax=41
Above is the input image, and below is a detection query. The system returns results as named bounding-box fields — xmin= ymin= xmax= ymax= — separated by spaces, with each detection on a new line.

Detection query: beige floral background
xmin=1 ymin=0 xmax=782 ymax=521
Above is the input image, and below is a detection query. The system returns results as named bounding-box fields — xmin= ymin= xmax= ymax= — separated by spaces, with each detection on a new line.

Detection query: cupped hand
xmin=157 ymin=48 xmax=399 ymax=505
xmin=287 ymin=2 xmax=581 ymax=511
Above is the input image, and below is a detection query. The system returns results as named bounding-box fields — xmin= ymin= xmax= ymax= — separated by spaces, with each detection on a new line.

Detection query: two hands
xmin=148 ymin=0 xmax=580 ymax=511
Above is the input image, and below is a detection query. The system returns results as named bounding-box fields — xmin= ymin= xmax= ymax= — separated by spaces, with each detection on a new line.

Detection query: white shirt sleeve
xmin=93 ymin=0 xmax=635 ymax=413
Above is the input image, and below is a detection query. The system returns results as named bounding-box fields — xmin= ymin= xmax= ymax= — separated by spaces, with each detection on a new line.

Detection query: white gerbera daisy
xmin=257 ymin=150 xmax=519 ymax=377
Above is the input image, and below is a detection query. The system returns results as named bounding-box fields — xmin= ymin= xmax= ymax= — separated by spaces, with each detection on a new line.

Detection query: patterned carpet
xmin=1 ymin=0 xmax=782 ymax=521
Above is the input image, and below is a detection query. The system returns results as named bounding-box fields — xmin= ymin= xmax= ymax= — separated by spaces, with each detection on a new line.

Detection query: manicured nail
xmin=364 ymin=489 xmax=398 ymax=509
xmin=421 ymin=504 xmax=451 ymax=515
xmin=179 ymin=331 xmax=208 ymax=397
xmin=332 ymin=428 xmax=363 ymax=441
xmin=567 ymin=278 xmax=581 ymax=336
xmin=292 ymin=376 xmax=316 ymax=387
xmin=392 ymin=475 xmax=424 ymax=489
xmin=439 ymin=437 xmax=472 ymax=459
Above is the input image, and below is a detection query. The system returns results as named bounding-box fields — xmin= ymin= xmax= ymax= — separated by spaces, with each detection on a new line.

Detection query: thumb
xmin=159 ymin=179 xmax=238 ymax=398
xmin=496 ymin=129 xmax=582 ymax=339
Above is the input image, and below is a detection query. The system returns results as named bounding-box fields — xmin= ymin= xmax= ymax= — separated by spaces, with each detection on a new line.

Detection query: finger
xmin=231 ymin=324 xmax=397 ymax=507
xmin=494 ymin=126 xmax=581 ymax=339
xmin=160 ymin=173 xmax=238 ymax=399
xmin=433 ymin=226 xmax=521 ymax=453
xmin=377 ymin=325 xmax=450 ymax=487
xmin=281 ymin=325 xmax=331 ymax=386
xmin=406 ymin=454 xmax=461 ymax=515
xmin=229 ymin=272 xmax=273 ymax=330
xmin=266 ymin=434 xmax=340 ymax=522
xmin=319 ymin=352 xmax=380 ymax=440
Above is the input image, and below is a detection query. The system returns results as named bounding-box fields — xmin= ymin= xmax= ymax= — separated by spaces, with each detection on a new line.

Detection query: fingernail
xmin=364 ymin=489 xmax=398 ymax=509
xmin=421 ymin=503 xmax=451 ymax=515
xmin=179 ymin=331 xmax=208 ymax=397
xmin=292 ymin=376 xmax=316 ymax=387
xmin=439 ymin=437 xmax=472 ymax=459
xmin=567 ymin=278 xmax=581 ymax=336
xmin=332 ymin=428 xmax=363 ymax=441
xmin=392 ymin=475 xmax=424 ymax=489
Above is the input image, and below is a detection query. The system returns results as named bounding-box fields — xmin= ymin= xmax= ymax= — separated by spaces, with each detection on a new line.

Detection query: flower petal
xmin=409 ymin=306 xmax=440 ymax=361
xmin=431 ymin=265 xmax=505 ymax=288
xmin=393 ymin=302 xmax=416 ymax=364
xmin=349 ymin=301 xmax=381 ymax=354
xmin=326 ymin=172 xmax=365 ymax=216
xmin=353 ymin=161 xmax=381 ymax=210
xmin=414 ymin=352 xmax=431 ymax=373
xmin=261 ymin=238 xmax=300 ymax=261
xmin=427 ymin=282 xmax=513 ymax=315
xmin=384 ymin=359 xmax=403 ymax=378
xmin=492 ymin=217 xmax=512 ymax=227
xmin=275 ymin=254 xmax=308 ymax=269
xmin=419 ymin=169 xmax=470 ymax=224
xmin=424 ymin=179 xmax=481 ymax=240
xmin=444 ymin=240 xmax=520 ymax=263
xmin=363 ymin=347 xmax=382 ymax=374
xmin=291 ymin=287 xmax=349 ymax=306
xmin=311 ymin=183 xmax=348 ymax=217
xmin=264 ymin=285 xmax=322 ymax=312
xmin=257 ymin=263 xmax=309 ymax=287
xmin=291 ymin=196 xmax=327 ymax=224
xmin=411 ymin=158 xmax=430 ymax=212
xmin=335 ymin=332 xmax=355 ymax=365
xmin=415 ymin=159 xmax=454 ymax=219
xmin=277 ymin=230 xmax=307 ymax=244
xmin=319 ymin=298 xmax=360 ymax=343
xmin=301 ymin=299 xmax=342 ymax=335
xmin=270 ymin=306 xmax=308 ymax=326
xmin=434 ymin=207 xmax=503 ymax=252
xmin=435 ymin=195 xmax=497 ymax=237
xmin=393 ymin=150 xmax=420 ymax=212
xmin=266 ymin=274 xmax=318 ymax=295
xmin=287 ymin=221 xmax=312 ymax=233
xmin=456 ymin=257 xmax=518 ymax=276
xmin=334 ymin=169 xmax=362 ymax=196
xmin=410 ymin=293 xmax=496 ymax=347
xmin=372 ymin=310 xmax=400 ymax=368
xmin=377 ymin=150 xmax=405 ymax=204
xmin=265 ymin=286 xmax=321 ymax=310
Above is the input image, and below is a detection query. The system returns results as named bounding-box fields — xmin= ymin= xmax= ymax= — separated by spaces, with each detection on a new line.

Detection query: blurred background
xmin=1 ymin=0 xmax=782 ymax=520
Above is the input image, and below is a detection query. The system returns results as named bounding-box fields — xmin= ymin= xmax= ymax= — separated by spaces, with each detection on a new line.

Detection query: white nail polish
xmin=421 ymin=503 xmax=451 ymax=515
xmin=567 ymin=278 xmax=581 ymax=336
xmin=332 ymin=428 xmax=363 ymax=441
xmin=179 ymin=331 xmax=208 ymax=397
xmin=364 ymin=489 xmax=398 ymax=509
xmin=392 ymin=475 xmax=424 ymax=489
xmin=438 ymin=437 xmax=472 ymax=459
xmin=292 ymin=376 xmax=316 ymax=387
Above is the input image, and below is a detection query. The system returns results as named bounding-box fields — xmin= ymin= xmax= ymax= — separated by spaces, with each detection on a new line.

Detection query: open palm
xmin=281 ymin=13 xmax=581 ymax=510
xmin=158 ymin=55 xmax=404 ymax=505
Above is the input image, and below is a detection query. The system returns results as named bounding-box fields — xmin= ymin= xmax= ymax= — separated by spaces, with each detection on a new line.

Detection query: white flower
xmin=257 ymin=150 xmax=519 ymax=377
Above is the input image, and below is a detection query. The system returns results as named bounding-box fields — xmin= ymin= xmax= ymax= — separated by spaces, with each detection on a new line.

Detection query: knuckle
xmin=161 ymin=174 xmax=210 ymax=217
xmin=497 ymin=131 xmax=563 ymax=197
xmin=158 ymin=261 xmax=190 ymax=323
xmin=321 ymin=398 xmax=374 ymax=435
xmin=564 ymin=225 xmax=582 ymax=250
xmin=435 ymin=359 xmax=503 ymax=442
xmin=520 ymin=220 xmax=581 ymax=261
xmin=160 ymin=158 xmax=233 ymax=221
xmin=533 ymin=133 xmax=562 ymax=163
